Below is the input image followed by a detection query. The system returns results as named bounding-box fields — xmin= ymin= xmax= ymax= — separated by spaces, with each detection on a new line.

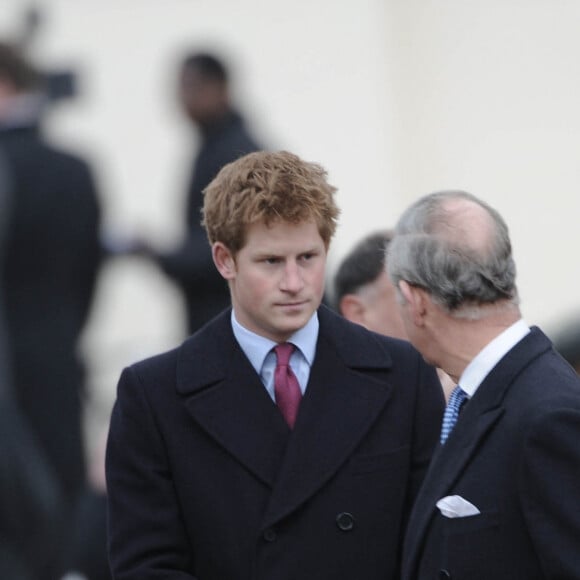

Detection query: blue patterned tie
xmin=440 ymin=385 xmax=468 ymax=444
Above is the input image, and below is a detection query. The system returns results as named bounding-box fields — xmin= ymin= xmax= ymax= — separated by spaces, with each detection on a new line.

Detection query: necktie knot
xmin=273 ymin=343 xmax=301 ymax=428
xmin=440 ymin=385 xmax=468 ymax=444
xmin=274 ymin=342 xmax=294 ymax=367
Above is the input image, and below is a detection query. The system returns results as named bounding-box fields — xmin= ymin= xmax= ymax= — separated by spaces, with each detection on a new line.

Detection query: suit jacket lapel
xmin=262 ymin=310 xmax=395 ymax=529
xmin=403 ymin=327 xmax=554 ymax=577
xmin=403 ymin=405 xmax=504 ymax=574
xmin=176 ymin=312 xmax=289 ymax=488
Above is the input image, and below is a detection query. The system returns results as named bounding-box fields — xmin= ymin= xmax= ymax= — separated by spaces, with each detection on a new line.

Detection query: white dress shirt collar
xmin=459 ymin=319 xmax=530 ymax=399
xmin=231 ymin=310 xmax=318 ymax=378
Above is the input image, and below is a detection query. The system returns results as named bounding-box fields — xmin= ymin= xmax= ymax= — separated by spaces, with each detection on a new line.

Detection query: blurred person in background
xmin=334 ymin=230 xmax=454 ymax=400
xmin=133 ymin=51 xmax=263 ymax=334
xmin=0 ymin=131 xmax=64 ymax=579
xmin=0 ymin=40 xmax=103 ymax=549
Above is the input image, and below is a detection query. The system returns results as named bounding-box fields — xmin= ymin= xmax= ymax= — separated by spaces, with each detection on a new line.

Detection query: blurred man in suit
xmin=106 ymin=150 xmax=445 ymax=580
xmin=140 ymin=51 xmax=262 ymax=334
xmin=0 ymin=41 xmax=102 ymax=511
xmin=0 ymin=42 xmax=103 ymax=578
xmin=387 ymin=190 xmax=580 ymax=579
xmin=0 ymin=143 xmax=63 ymax=580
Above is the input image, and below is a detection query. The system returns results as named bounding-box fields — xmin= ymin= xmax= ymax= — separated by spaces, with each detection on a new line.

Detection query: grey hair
xmin=387 ymin=190 xmax=519 ymax=319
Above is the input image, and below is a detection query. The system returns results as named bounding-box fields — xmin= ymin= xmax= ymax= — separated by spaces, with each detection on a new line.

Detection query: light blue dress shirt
xmin=231 ymin=311 xmax=318 ymax=402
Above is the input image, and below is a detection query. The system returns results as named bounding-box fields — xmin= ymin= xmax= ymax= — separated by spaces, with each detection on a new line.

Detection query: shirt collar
xmin=459 ymin=319 xmax=530 ymax=398
xmin=231 ymin=310 xmax=319 ymax=376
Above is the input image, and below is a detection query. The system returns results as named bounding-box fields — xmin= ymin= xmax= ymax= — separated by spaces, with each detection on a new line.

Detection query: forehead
xmin=242 ymin=219 xmax=325 ymax=252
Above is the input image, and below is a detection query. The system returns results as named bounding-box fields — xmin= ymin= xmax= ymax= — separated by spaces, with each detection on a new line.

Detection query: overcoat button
xmin=439 ymin=570 xmax=451 ymax=579
xmin=263 ymin=528 xmax=277 ymax=542
xmin=335 ymin=512 xmax=355 ymax=531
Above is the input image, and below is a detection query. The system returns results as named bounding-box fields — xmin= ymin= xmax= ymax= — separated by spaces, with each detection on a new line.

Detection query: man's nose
xmin=281 ymin=261 xmax=304 ymax=292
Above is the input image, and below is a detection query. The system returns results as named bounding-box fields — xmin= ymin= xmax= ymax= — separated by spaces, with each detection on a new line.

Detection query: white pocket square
xmin=436 ymin=495 xmax=481 ymax=518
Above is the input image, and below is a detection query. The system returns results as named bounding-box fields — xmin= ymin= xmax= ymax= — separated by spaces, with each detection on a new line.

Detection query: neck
xmin=435 ymin=302 xmax=521 ymax=382
xmin=198 ymin=105 xmax=234 ymax=134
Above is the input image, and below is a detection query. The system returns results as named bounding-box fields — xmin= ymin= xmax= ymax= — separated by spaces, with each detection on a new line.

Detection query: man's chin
xmin=272 ymin=314 xmax=309 ymax=339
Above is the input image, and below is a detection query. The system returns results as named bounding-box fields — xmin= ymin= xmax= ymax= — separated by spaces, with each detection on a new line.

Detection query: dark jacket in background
xmin=0 ymin=145 xmax=65 ymax=579
xmin=1 ymin=123 xmax=102 ymax=504
xmin=0 ymin=397 xmax=63 ymax=580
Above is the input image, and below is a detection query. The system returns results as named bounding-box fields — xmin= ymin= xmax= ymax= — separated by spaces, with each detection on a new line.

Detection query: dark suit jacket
xmin=106 ymin=306 xmax=445 ymax=580
xmin=402 ymin=327 xmax=580 ymax=579
xmin=0 ymin=396 xmax=64 ymax=580
xmin=1 ymin=124 xmax=102 ymax=501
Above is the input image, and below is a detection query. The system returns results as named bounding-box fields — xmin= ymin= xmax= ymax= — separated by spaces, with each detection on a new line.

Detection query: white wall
xmin=1 ymin=0 xmax=579 ymax=445
xmin=386 ymin=0 xmax=580 ymax=335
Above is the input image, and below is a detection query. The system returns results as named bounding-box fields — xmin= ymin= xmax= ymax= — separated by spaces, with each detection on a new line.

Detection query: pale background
xmin=1 ymin=0 xmax=579 ymax=451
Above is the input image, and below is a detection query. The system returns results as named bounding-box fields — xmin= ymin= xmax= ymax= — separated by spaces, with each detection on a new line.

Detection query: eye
xmin=263 ymin=256 xmax=281 ymax=265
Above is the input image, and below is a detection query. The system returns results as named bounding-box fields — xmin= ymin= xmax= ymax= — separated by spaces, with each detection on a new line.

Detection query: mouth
xmin=276 ymin=300 xmax=308 ymax=309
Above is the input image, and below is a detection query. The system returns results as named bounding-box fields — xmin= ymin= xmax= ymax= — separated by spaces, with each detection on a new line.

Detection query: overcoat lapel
xmin=403 ymin=327 xmax=553 ymax=576
xmin=176 ymin=312 xmax=289 ymax=488
xmin=176 ymin=308 xmax=395 ymax=528
xmin=403 ymin=405 xmax=504 ymax=572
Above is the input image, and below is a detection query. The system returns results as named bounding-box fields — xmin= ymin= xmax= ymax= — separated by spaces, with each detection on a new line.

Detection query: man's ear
xmin=212 ymin=242 xmax=236 ymax=280
xmin=339 ymin=294 xmax=367 ymax=326
xmin=398 ymin=280 xmax=428 ymax=326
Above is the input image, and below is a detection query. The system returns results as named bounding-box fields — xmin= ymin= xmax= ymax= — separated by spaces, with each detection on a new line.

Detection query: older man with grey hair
xmin=388 ymin=190 xmax=580 ymax=579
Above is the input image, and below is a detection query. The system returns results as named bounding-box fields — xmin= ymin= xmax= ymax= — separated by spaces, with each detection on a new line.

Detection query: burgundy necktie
xmin=274 ymin=343 xmax=302 ymax=428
